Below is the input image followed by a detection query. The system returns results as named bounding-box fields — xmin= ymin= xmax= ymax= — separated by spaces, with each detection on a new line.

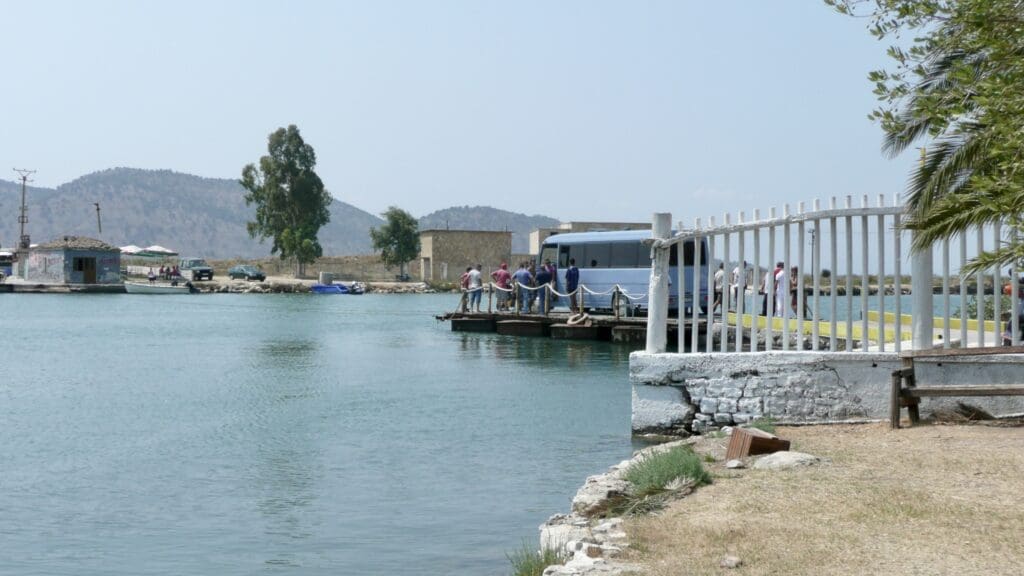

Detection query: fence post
xmin=911 ymin=231 xmax=934 ymax=350
xmin=646 ymin=213 xmax=672 ymax=353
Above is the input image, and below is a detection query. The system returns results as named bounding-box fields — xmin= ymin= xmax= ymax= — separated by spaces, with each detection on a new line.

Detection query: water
xmin=0 ymin=294 xmax=636 ymax=576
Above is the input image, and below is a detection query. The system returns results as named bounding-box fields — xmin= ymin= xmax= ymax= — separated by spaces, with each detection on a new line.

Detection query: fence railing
xmin=649 ymin=196 xmax=1021 ymax=354
xmin=456 ymin=281 xmax=645 ymax=320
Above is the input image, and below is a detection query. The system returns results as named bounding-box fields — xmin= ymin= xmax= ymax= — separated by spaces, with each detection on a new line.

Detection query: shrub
xmin=506 ymin=542 xmax=566 ymax=576
xmin=748 ymin=417 xmax=777 ymax=434
xmin=625 ymin=446 xmax=711 ymax=498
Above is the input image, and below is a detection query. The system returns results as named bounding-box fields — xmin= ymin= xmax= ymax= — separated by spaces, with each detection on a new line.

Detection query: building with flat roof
xmin=419 ymin=229 xmax=512 ymax=282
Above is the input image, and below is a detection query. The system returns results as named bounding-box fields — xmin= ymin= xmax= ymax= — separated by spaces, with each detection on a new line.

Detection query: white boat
xmin=124 ymin=281 xmax=195 ymax=294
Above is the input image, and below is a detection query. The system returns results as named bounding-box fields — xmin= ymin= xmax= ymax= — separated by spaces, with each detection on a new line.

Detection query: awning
xmin=144 ymin=245 xmax=178 ymax=256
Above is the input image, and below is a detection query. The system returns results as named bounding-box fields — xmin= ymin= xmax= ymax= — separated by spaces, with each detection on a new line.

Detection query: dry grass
xmin=625 ymin=422 xmax=1024 ymax=576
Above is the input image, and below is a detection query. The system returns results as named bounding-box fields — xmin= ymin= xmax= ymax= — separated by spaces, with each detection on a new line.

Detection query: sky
xmin=1 ymin=0 xmax=917 ymax=224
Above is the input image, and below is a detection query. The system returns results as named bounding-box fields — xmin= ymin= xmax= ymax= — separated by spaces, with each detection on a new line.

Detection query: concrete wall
xmin=631 ymin=351 xmax=1024 ymax=435
xmin=418 ymin=230 xmax=511 ymax=282
xmin=23 ymin=249 xmax=121 ymax=285
xmin=24 ymin=250 xmax=66 ymax=283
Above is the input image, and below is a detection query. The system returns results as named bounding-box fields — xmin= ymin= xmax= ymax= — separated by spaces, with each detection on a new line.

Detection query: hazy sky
xmin=2 ymin=1 xmax=915 ymax=223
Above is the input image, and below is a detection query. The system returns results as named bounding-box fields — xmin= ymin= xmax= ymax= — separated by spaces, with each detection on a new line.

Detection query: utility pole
xmin=13 ymin=168 xmax=35 ymax=249
xmin=94 ymin=202 xmax=102 ymax=235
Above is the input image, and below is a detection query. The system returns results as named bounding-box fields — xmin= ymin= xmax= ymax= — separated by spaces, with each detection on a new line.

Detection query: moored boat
xmin=125 ymin=281 xmax=197 ymax=294
xmin=311 ymin=282 xmax=365 ymax=295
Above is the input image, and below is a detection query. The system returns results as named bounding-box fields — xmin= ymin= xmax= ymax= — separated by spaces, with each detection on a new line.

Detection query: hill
xmin=418 ymin=206 xmax=560 ymax=253
xmin=0 ymin=169 xmax=564 ymax=258
xmin=0 ymin=168 xmax=383 ymax=258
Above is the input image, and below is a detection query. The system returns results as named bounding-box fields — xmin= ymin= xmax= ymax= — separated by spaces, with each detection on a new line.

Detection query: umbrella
xmin=144 ymin=245 xmax=178 ymax=256
xmin=120 ymin=244 xmax=144 ymax=255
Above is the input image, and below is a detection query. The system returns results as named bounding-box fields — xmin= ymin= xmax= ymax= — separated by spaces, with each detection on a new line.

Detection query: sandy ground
xmin=624 ymin=422 xmax=1024 ymax=576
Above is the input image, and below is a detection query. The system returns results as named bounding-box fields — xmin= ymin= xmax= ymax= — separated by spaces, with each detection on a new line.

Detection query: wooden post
xmin=613 ymin=287 xmax=620 ymax=320
xmin=488 ymin=284 xmax=493 ymax=313
xmin=646 ymin=213 xmax=672 ymax=353
xmin=544 ymin=284 xmax=550 ymax=316
xmin=514 ymin=281 xmax=520 ymax=317
xmin=890 ymin=369 xmax=903 ymax=429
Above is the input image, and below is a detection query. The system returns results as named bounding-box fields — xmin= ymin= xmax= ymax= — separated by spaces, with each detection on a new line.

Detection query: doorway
xmin=73 ymin=257 xmax=97 ymax=283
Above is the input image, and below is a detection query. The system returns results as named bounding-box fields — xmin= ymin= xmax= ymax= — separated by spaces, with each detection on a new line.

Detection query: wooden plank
xmin=890 ymin=369 xmax=902 ymax=429
xmin=904 ymin=385 xmax=1024 ymax=398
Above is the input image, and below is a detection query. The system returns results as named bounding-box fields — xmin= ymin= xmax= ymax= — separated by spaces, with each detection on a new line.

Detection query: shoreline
xmin=0 ymin=277 xmax=446 ymax=294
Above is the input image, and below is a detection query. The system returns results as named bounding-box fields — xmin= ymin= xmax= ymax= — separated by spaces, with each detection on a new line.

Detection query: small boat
xmin=125 ymin=281 xmax=197 ymax=294
xmin=311 ymin=282 xmax=365 ymax=295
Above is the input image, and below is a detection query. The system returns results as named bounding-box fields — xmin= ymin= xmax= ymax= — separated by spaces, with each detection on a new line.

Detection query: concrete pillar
xmin=911 ymin=233 xmax=934 ymax=350
xmin=646 ymin=213 xmax=672 ymax=353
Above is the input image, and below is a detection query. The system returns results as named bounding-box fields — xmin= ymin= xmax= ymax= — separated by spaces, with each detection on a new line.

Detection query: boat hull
xmin=125 ymin=282 xmax=192 ymax=294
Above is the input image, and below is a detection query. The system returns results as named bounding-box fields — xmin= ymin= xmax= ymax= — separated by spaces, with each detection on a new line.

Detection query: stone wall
xmin=418 ymin=230 xmax=512 ymax=282
xmin=631 ymin=351 xmax=1024 ymax=435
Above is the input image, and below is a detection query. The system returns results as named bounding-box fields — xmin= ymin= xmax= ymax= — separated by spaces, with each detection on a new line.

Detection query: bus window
xmin=540 ymin=245 xmax=558 ymax=267
xmin=610 ymin=242 xmax=638 ymax=268
xmin=583 ymin=243 xmax=610 ymax=268
xmin=637 ymin=243 xmax=651 ymax=266
xmin=669 ymin=245 xmax=678 ymax=267
xmin=558 ymin=245 xmax=570 ymax=268
xmin=682 ymin=240 xmax=695 ymax=266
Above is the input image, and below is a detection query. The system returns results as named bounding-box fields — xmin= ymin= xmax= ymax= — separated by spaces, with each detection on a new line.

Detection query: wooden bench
xmin=890 ymin=346 xmax=1024 ymax=428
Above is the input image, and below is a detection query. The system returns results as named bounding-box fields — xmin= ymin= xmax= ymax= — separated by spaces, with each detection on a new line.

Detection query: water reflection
xmin=455 ymin=332 xmax=633 ymax=370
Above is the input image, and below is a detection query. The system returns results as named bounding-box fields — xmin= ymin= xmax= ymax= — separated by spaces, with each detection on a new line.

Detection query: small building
xmin=419 ymin=229 xmax=512 ymax=282
xmin=20 ymin=236 xmax=122 ymax=287
xmin=529 ymin=221 xmax=651 ymax=255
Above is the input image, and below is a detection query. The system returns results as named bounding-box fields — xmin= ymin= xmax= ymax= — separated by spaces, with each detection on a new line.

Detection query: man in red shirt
xmin=491 ymin=263 xmax=512 ymax=311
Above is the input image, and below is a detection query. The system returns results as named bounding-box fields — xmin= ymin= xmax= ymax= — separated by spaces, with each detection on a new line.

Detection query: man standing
xmin=535 ymin=262 xmax=552 ymax=313
xmin=774 ymin=262 xmax=787 ymax=318
xmin=491 ymin=263 xmax=512 ymax=311
xmin=566 ymin=258 xmax=580 ymax=312
xmin=713 ymin=263 xmax=724 ymax=313
xmin=459 ymin=266 xmax=472 ymax=312
xmin=467 ymin=264 xmax=483 ymax=312
xmin=512 ymin=262 xmax=533 ymax=313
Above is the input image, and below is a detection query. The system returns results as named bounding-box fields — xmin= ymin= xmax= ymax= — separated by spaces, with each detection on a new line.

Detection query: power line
xmin=13 ymin=168 xmax=36 ymax=249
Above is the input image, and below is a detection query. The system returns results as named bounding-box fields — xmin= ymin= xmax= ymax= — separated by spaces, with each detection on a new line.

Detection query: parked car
xmin=179 ymin=257 xmax=214 ymax=281
xmin=228 ymin=265 xmax=266 ymax=281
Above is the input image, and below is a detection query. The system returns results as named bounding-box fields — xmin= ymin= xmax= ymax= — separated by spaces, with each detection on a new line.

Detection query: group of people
xmin=460 ymin=258 xmax=582 ymax=314
xmin=712 ymin=261 xmax=802 ymax=317
xmin=147 ymin=265 xmax=181 ymax=283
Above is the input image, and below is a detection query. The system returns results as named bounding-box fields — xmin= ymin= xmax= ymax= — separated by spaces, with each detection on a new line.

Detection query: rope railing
xmin=454 ymin=281 xmax=649 ymax=318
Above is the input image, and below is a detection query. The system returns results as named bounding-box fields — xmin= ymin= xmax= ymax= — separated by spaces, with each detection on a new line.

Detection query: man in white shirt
xmin=467 ymin=264 xmax=483 ymax=312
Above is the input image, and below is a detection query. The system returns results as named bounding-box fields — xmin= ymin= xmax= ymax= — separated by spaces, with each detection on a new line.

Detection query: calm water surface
xmin=0 ymin=293 xmax=636 ymax=576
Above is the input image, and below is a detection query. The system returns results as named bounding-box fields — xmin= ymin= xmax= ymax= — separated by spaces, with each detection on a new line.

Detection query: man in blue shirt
xmin=512 ymin=263 xmax=534 ymax=313
xmin=535 ymin=264 xmax=552 ymax=313
xmin=565 ymin=258 xmax=580 ymax=312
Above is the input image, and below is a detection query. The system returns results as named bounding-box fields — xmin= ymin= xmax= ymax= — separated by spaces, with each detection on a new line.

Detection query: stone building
xmin=529 ymin=221 xmax=651 ymax=255
xmin=18 ymin=236 xmax=122 ymax=287
xmin=418 ymin=230 xmax=512 ymax=282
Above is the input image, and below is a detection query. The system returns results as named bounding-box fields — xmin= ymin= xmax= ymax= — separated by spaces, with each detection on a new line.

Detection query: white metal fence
xmin=652 ymin=195 xmax=1021 ymax=354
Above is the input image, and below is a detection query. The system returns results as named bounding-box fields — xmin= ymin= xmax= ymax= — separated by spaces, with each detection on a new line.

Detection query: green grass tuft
xmin=748 ymin=417 xmax=777 ymax=434
xmin=625 ymin=446 xmax=711 ymax=498
xmin=506 ymin=541 xmax=567 ymax=576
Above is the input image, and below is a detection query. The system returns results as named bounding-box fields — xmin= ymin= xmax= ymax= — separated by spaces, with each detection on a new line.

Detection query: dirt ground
xmin=625 ymin=422 xmax=1024 ymax=576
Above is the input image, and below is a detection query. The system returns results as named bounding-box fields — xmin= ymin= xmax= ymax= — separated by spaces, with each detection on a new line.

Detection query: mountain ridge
xmin=0 ymin=168 xmax=559 ymax=257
